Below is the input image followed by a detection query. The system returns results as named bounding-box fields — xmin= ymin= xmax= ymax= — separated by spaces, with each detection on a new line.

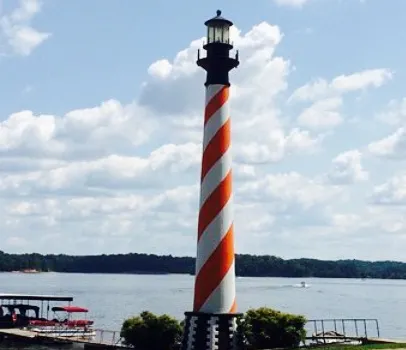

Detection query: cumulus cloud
xmin=368 ymin=128 xmax=406 ymax=159
xmin=297 ymin=97 xmax=343 ymax=129
xmin=235 ymin=128 xmax=322 ymax=164
xmin=0 ymin=100 xmax=156 ymax=160
xmin=327 ymin=150 xmax=368 ymax=184
xmin=289 ymin=69 xmax=393 ymax=130
xmin=370 ymin=174 xmax=406 ymax=206
xmin=290 ymin=69 xmax=393 ymax=103
xmin=368 ymin=96 xmax=406 ymax=160
xmin=238 ymin=172 xmax=343 ymax=208
xmin=0 ymin=0 xmax=51 ymax=56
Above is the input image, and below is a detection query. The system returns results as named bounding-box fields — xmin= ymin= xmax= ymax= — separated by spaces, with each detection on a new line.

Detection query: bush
xmin=238 ymin=307 xmax=307 ymax=349
xmin=120 ymin=311 xmax=183 ymax=350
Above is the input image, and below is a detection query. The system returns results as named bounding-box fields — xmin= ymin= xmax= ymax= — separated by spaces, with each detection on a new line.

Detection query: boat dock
xmin=1 ymin=319 xmax=405 ymax=349
xmin=0 ymin=327 xmax=132 ymax=349
xmin=0 ymin=293 xmax=129 ymax=348
xmin=305 ymin=318 xmax=406 ymax=346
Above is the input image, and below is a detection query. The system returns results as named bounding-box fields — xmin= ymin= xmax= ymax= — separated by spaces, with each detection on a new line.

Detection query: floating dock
xmin=366 ymin=338 xmax=406 ymax=344
xmin=0 ymin=327 xmax=131 ymax=349
xmin=304 ymin=318 xmax=406 ymax=347
xmin=0 ymin=328 xmax=36 ymax=338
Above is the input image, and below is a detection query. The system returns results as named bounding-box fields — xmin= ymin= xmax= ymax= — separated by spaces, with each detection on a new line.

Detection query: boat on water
xmin=28 ymin=306 xmax=95 ymax=338
xmin=0 ymin=293 xmax=95 ymax=339
xmin=291 ymin=281 xmax=309 ymax=288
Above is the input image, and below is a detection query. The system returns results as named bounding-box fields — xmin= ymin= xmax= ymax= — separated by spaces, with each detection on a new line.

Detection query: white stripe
xmin=203 ymin=101 xmax=229 ymax=152
xmin=195 ymin=198 xmax=233 ymax=274
xmin=198 ymin=261 xmax=236 ymax=313
xmin=205 ymin=84 xmax=225 ymax=106
xmin=200 ymin=148 xmax=232 ymax=207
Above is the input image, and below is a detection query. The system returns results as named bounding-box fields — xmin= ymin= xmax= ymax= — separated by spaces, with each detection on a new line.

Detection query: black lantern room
xmin=197 ymin=10 xmax=239 ymax=87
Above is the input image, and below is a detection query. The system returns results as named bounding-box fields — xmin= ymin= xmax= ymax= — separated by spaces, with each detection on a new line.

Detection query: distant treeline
xmin=1 ymin=251 xmax=406 ymax=279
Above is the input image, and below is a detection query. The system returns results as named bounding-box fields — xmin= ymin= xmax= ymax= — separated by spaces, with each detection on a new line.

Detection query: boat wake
xmin=276 ymin=281 xmax=310 ymax=289
xmin=242 ymin=282 xmax=311 ymax=291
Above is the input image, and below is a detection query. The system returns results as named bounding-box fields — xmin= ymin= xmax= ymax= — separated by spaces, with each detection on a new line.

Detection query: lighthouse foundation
xmin=181 ymin=312 xmax=243 ymax=350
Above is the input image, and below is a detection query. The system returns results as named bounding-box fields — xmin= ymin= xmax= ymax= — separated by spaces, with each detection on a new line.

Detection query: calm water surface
xmin=0 ymin=272 xmax=405 ymax=347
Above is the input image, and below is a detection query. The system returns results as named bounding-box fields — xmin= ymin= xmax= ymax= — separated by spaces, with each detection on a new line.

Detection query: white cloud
xmin=0 ymin=144 xmax=201 ymax=197
xmin=371 ymin=174 xmax=406 ymax=206
xmin=238 ymin=172 xmax=343 ymax=209
xmin=327 ymin=150 xmax=369 ymax=184
xmin=330 ymin=207 xmax=406 ymax=238
xmin=297 ymin=97 xmax=343 ymax=129
xmin=369 ymin=97 xmax=406 ymax=160
xmin=274 ymin=0 xmax=310 ymax=8
xmin=376 ymin=98 xmax=406 ymax=126
xmin=289 ymin=69 xmax=392 ymax=132
xmin=235 ymin=128 xmax=321 ymax=164
xmin=0 ymin=100 xmax=156 ymax=160
xmin=331 ymin=69 xmax=393 ymax=92
xmin=290 ymin=69 xmax=393 ymax=103
xmin=331 ymin=213 xmax=362 ymax=230
xmin=148 ymin=59 xmax=173 ymax=79
xmin=368 ymin=127 xmax=406 ymax=159
xmin=274 ymin=0 xmax=368 ymax=9
xmin=0 ymin=0 xmax=50 ymax=56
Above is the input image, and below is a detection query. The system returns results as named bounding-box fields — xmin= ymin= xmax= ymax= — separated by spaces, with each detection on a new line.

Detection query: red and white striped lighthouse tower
xmin=182 ymin=10 xmax=241 ymax=350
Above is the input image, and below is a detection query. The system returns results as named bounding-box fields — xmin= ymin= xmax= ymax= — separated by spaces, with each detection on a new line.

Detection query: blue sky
xmin=2 ymin=0 xmax=404 ymax=116
xmin=1 ymin=0 xmax=406 ymax=261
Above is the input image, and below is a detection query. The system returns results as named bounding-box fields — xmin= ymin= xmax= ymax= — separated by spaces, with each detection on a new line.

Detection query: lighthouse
xmin=181 ymin=10 xmax=241 ymax=350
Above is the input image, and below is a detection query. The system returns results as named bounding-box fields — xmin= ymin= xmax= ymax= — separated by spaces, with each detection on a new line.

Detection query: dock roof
xmin=0 ymin=294 xmax=73 ymax=302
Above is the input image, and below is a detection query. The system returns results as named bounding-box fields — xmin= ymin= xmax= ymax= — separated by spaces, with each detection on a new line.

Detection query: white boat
xmin=293 ymin=281 xmax=309 ymax=288
xmin=28 ymin=306 xmax=95 ymax=339
xmin=29 ymin=325 xmax=96 ymax=338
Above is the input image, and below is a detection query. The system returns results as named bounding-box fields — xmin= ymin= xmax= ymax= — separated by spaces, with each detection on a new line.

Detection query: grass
xmin=300 ymin=344 xmax=406 ymax=350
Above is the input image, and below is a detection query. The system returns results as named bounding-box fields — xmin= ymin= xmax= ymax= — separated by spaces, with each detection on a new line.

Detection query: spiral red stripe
xmin=193 ymin=225 xmax=235 ymax=312
xmin=197 ymin=171 xmax=232 ymax=241
xmin=200 ymin=119 xmax=231 ymax=180
xmin=193 ymin=84 xmax=236 ymax=314
xmin=204 ymin=86 xmax=229 ymax=125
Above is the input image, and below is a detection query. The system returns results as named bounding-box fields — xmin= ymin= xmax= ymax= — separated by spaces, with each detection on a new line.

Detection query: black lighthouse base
xmin=181 ymin=312 xmax=243 ymax=350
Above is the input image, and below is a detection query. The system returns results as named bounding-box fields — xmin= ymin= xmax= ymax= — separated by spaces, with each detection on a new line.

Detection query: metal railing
xmin=96 ymin=328 xmax=123 ymax=346
xmin=305 ymin=318 xmax=380 ymax=344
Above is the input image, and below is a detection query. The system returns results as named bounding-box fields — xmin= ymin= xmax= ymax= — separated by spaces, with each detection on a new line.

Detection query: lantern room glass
xmin=222 ymin=25 xmax=230 ymax=43
xmin=207 ymin=24 xmax=230 ymax=44
xmin=214 ymin=26 xmax=223 ymax=42
xmin=207 ymin=26 xmax=215 ymax=43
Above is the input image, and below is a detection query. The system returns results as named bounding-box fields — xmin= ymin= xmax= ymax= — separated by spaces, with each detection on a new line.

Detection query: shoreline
xmin=2 ymin=251 xmax=406 ymax=279
xmin=2 ymin=271 xmax=406 ymax=280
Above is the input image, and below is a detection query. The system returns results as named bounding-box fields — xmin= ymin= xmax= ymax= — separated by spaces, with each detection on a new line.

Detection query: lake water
xmin=1 ymin=272 xmax=405 ymax=347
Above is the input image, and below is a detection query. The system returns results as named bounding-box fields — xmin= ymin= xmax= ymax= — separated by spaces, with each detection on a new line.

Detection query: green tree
xmin=120 ymin=311 xmax=182 ymax=350
xmin=238 ymin=307 xmax=307 ymax=349
xmin=2 ymin=250 xmax=406 ymax=279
